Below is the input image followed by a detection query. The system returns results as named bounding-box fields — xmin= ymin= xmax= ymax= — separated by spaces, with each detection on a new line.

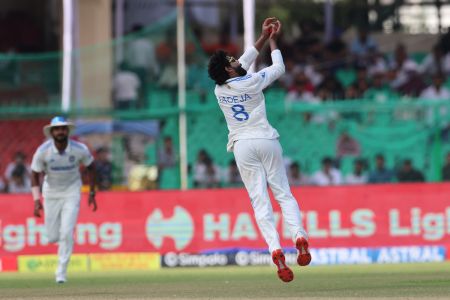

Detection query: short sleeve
xmin=81 ymin=147 xmax=94 ymax=167
xmin=31 ymin=151 xmax=45 ymax=173
xmin=238 ymin=47 xmax=258 ymax=71
xmin=254 ymin=50 xmax=285 ymax=90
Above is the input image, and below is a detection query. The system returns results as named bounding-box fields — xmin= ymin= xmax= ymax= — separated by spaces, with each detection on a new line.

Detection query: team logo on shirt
xmin=69 ymin=155 xmax=75 ymax=162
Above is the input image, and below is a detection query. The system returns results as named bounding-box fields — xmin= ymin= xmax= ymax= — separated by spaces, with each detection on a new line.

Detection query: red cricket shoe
xmin=271 ymin=249 xmax=294 ymax=283
xmin=296 ymin=237 xmax=311 ymax=266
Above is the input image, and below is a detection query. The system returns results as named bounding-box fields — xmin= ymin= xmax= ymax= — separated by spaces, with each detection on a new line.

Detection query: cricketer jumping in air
xmin=208 ymin=18 xmax=311 ymax=282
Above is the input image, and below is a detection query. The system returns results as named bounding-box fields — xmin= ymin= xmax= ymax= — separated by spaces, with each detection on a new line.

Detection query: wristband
xmin=31 ymin=186 xmax=40 ymax=202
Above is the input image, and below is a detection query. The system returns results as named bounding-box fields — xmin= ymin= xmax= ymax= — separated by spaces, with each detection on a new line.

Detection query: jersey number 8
xmin=231 ymin=104 xmax=249 ymax=121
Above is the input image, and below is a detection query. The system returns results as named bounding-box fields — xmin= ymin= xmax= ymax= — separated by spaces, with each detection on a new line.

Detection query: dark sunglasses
xmin=226 ymin=56 xmax=237 ymax=63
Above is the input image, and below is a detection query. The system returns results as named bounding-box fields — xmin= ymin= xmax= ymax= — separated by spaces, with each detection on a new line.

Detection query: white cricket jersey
xmin=31 ymin=139 xmax=94 ymax=198
xmin=214 ymin=46 xmax=285 ymax=152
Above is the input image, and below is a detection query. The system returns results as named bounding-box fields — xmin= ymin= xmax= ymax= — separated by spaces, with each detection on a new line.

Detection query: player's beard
xmin=53 ymin=134 xmax=68 ymax=143
xmin=233 ymin=66 xmax=247 ymax=76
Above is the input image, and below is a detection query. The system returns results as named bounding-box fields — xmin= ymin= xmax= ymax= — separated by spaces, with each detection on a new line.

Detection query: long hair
xmin=208 ymin=50 xmax=230 ymax=85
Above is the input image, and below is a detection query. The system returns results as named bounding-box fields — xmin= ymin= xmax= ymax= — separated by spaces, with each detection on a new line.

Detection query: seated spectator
xmin=419 ymin=44 xmax=450 ymax=76
xmin=345 ymin=80 xmax=369 ymax=100
xmin=420 ymin=72 xmax=450 ymax=100
xmin=194 ymin=150 xmax=220 ymax=188
xmin=420 ymin=73 xmax=450 ymax=124
xmin=397 ymin=159 xmax=425 ymax=182
xmin=94 ymin=147 xmax=113 ymax=191
xmin=316 ymin=75 xmax=345 ymax=100
xmin=354 ymin=66 xmax=370 ymax=94
xmin=345 ymin=159 xmax=368 ymax=185
xmin=364 ymin=72 xmax=399 ymax=103
xmin=336 ymin=132 xmax=361 ymax=159
xmin=288 ymin=162 xmax=310 ymax=186
xmin=345 ymin=84 xmax=361 ymax=100
xmin=4 ymin=151 xmax=30 ymax=183
xmin=225 ymin=159 xmax=243 ymax=187
xmin=158 ymin=136 xmax=177 ymax=169
xmin=8 ymin=164 xmax=31 ymax=193
xmin=366 ymin=49 xmax=388 ymax=77
xmin=441 ymin=152 xmax=450 ymax=181
xmin=286 ymin=71 xmax=318 ymax=103
xmin=311 ymin=157 xmax=343 ymax=186
xmin=113 ymin=62 xmax=141 ymax=110
xmin=368 ymin=154 xmax=394 ymax=183
xmin=388 ymin=44 xmax=425 ymax=96
xmin=351 ymin=28 xmax=378 ymax=65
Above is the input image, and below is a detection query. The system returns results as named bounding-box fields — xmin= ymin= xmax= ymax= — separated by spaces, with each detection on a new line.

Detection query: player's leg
xmin=43 ymin=197 xmax=63 ymax=244
xmin=56 ymin=194 xmax=80 ymax=283
xmin=259 ymin=139 xmax=311 ymax=266
xmin=234 ymin=139 xmax=293 ymax=282
xmin=234 ymin=139 xmax=281 ymax=252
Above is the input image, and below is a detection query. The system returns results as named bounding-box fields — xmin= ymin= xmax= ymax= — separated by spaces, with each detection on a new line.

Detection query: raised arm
xmin=269 ymin=21 xmax=281 ymax=52
xmin=257 ymin=20 xmax=285 ymax=90
xmin=238 ymin=17 xmax=278 ymax=71
xmin=255 ymin=17 xmax=277 ymax=52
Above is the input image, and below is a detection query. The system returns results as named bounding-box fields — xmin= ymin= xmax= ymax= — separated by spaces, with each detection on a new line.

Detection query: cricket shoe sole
xmin=296 ymin=237 xmax=312 ymax=266
xmin=271 ymin=249 xmax=294 ymax=283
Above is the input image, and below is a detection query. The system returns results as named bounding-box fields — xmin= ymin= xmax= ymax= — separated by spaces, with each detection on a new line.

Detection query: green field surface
xmin=0 ymin=263 xmax=449 ymax=299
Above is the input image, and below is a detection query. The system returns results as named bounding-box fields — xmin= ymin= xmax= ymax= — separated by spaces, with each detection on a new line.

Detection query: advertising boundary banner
xmin=1 ymin=183 xmax=449 ymax=271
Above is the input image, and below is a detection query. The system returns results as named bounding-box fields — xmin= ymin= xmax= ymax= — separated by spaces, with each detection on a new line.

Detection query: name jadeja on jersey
xmin=217 ymin=93 xmax=252 ymax=104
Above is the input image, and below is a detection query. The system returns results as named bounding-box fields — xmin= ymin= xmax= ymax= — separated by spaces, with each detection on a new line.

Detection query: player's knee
xmin=254 ymin=212 xmax=271 ymax=223
xmin=59 ymin=231 xmax=73 ymax=243
xmin=47 ymin=234 xmax=59 ymax=243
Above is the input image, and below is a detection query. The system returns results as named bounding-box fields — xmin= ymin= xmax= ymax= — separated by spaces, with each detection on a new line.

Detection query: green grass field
xmin=0 ymin=263 xmax=449 ymax=299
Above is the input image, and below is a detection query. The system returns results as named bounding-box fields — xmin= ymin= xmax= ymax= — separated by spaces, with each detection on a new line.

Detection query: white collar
xmin=52 ymin=140 xmax=71 ymax=154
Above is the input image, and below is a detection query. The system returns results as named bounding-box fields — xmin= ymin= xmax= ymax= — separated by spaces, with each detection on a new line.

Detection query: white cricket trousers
xmin=44 ymin=195 xmax=80 ymax=277
xmin=233 ymin=138 xmax=307 ymax=253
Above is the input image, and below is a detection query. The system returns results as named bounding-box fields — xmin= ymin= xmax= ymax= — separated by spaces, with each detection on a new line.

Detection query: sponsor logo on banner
xmin=146 ymin=206 xmax=194 ymax=250
xmin=162 ymin=252 xmax=229 ymax=267
xmin=89 ymin=253 xmax=160 ymax=271
xmin=233 ymin=246 xmax=446 ymax=266
xmin=0 ymin=218 xmax=122 ymax=253
xmin=1 ymin=185 xmax=450 ymax=256
xmin=234 ymin=251 xmax=296 ymax=266
xmin=18 ymin=254 xmax=89 ymax=273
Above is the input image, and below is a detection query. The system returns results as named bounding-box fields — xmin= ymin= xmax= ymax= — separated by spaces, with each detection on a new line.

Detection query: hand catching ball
xmin=263 ymin=17 xmax=278 ymax=35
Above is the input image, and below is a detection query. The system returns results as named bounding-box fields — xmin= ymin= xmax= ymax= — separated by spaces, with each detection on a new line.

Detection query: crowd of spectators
xmin=264 ymin=25 xmax=450 ymax=105
xmin=285 ymin=153 xmax=428 ymax=187
xmin=111 ymin=22 xmax=449 ymax=110
xmin=186 ymin=148 xmax=450 ymax=189
xmin=194 ymin=23 xmax=450 ymax=107
xmin=1 ymin=145 xmax=450 ymax=192
xmin=5 ymin=22 xmax=450 ymax=191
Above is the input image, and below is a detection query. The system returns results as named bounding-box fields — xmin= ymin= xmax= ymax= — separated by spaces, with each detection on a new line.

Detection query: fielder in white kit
xmin=31 ymin=116 xmax=97 ymax=283
xmin=208 ymin=18 xmax=311 ymax=282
